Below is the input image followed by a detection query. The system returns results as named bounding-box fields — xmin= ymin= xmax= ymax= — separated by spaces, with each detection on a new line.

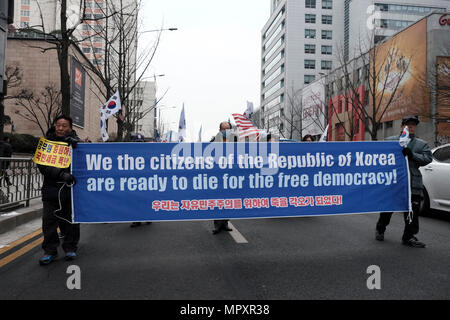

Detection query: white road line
xmin=227 ymin=222 xmax=248 ymax=244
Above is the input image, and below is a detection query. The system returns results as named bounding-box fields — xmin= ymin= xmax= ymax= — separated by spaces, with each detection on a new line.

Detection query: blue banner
xmin=71 ymin=142 xmax=410 ymax=223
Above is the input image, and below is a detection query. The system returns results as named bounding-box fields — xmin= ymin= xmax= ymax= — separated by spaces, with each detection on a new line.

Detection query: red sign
xmin=439 ymin=14 xmax=450 ymax=26
xmin=75 ymin=68 xmax=83 ymax=86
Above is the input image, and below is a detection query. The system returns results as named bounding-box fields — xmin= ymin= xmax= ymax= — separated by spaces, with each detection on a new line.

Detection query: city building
xmin=4 ymin=35 xmax=116 ymax=141
xmin=131 ymin=81 xmax=157 ymax=139
xmin=259 ymin=0 xmax=450 ymax=142
xmin=260 ymin=0 xmax=344 ymax=140
xmin=346 ymin=0 xmax=450 ymax=60
xmin=323 ymin=12 xmax=450 ymax=146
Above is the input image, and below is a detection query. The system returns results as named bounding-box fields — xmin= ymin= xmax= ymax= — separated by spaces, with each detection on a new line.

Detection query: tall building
xmin=260 ymin=0 xmax=450 ymax=140
xmin=131 ymin=81 xmax=157 ymax=139
xmin=260 ymin=0 xmax=344 ymax=140
xmin=346 ymin=0 xmax=450 ymax=60
xmin=12 ymin=0 xmax=137 ymax=70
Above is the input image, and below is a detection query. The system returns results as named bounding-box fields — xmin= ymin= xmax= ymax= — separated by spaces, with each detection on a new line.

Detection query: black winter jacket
xmin=38 ymin=127 xmax=80 ymax=202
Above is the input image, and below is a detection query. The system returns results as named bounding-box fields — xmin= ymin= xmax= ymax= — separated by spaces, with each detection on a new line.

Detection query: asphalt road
xmin=0 ymin=211 xmax=449 ymax=300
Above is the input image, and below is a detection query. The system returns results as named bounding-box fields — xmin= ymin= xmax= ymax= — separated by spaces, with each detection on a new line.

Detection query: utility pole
xmin=0 ymin=0 xmax=14 ymax=143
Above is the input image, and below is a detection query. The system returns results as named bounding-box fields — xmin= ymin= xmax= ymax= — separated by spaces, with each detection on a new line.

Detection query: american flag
xmin=232 ymin=113 xmax=262 ymax=140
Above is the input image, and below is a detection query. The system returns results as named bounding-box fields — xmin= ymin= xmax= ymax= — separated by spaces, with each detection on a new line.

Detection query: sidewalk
xmin=0 ymin=199 xmax=43 ymax=235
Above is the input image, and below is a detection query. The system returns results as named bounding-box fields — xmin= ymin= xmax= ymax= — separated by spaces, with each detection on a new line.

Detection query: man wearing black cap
xmin=375 ymin=116 xmax=432 ymax=248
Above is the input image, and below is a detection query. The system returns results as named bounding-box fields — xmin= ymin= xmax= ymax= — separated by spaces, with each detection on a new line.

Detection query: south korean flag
xmin=100 ymin=90 xmax=122 ymax=120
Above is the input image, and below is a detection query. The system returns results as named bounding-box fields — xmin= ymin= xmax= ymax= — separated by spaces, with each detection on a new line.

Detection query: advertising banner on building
xmin=301 ymin=80 xmax=326 ymax=137
xmin=70 ymin=56 xmax=86 ymax=127
xmin=374 ymin=19 xmax=429 ymax=122
xmin=436 ymin=56 xmax=450 ymax=145
xmin=71 ymin=142 xmax=409 ymax=223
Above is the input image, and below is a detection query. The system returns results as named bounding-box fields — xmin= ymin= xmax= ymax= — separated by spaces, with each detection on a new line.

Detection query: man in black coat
xmin=375 ymin=116 xmax=432 ymax=248
xmin=38 ymin=115 xmax=80 ymax=265
xmin=211 ymin=121 xmax=236 ymax=235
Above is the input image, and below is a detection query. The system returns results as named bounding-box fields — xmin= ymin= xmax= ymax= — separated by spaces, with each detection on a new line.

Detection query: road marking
xmin=0 ymin=237 xmax=43 ymax=268
xmin=227 ymin=222 xmax=248 ymax=244
xmin=0 ymin=228 xmax=42 ymax=255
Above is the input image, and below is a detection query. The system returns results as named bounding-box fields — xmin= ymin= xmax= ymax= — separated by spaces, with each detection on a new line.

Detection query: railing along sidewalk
xmin=0 ymin=157 xmax=42 ymax=210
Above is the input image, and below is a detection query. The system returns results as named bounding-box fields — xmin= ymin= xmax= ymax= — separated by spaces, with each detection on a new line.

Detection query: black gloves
xmin=402 ymin=147 xmax=413 ymax=157
xmin=60 ymin=172 xmax=76 ymax=185
xmin=64 ymin=136 xmax=79 ymax=148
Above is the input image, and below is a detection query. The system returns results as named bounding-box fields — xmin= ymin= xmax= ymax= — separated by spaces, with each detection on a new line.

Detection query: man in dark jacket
xmin=375 ymin=116 xmax=432 ymax=248
xmin=38 ymin=115 xmax=80 ymax=265
xmin=211 ymin=121 xmax=236 ymax=235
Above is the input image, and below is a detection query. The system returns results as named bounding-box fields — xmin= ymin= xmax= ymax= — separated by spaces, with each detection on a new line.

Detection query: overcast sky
xmin=139 ymin=0 xmax=271 ymax=141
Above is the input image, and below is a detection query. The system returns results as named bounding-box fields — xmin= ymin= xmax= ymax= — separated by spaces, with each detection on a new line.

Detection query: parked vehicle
xmin=419 ymin=143 xmax=450 ymax=214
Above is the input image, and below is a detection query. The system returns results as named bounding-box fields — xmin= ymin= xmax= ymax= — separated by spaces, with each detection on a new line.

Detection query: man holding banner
xmin=375 ymin=116 xmax=432 ymax=248
xmin=37 ymin=116 xmax=80 ymax=265
xmin=211 ymin=121 xmax=237 ymax=234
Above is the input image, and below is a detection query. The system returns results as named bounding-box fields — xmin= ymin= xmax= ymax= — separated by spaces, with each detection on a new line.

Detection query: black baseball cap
xmin=401 ymin=115 xmax=419 ymax=125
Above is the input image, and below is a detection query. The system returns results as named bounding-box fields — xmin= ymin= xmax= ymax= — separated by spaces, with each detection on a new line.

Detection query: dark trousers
xmin=213 ymin=220 xmax=230 ymax=230
xmin=376 ymin=194 xmax=421 ymax=241
xmin=42 ymin=200 xmax=80 ymax=255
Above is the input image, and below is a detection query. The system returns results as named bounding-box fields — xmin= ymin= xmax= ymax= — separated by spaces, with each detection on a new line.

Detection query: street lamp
xmin=155 ymin=105 xmax=177 ymax=137
xmin=140 ymin=28 xmax=178 ymax=34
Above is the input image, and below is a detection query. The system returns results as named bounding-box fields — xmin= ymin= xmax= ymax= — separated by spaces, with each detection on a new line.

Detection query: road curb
xmin=0 ymin=203 xmax=43 ymax=235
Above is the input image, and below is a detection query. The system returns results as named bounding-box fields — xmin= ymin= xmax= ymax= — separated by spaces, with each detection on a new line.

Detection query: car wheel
xmin=419 ymin=188 xmax=430 ymax=216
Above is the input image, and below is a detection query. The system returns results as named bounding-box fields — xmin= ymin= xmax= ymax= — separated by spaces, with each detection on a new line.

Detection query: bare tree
xmin=279 ymin=86 xmax=302 ymax=140
xmin=331 ymin=30 xmax=413 ymax=141
xmin=414 ymin=51 xmax=450 ymax=146
xmin=73 ymin=0 xmax=164 ymax=141
xmin=12 ymin=84 xmax=62 ymax=136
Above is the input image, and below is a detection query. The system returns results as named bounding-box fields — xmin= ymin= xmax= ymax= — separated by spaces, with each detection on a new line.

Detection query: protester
xmin=302 ymin=134 xmax=314 ymax=142
xmin=210 ymin=121 xmax=236 ymax=235
xmin=375 ymin=115 xmax=432 ymax=248
xmin=130 ymin=133 xmax=152 ymax=228
xmin=0 ymin=137 xmax=13 ymax=186
xmin=38 ymin=116 xmax=80 ymax=265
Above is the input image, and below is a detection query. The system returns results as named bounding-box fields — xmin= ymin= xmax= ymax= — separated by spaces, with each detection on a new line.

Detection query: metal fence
xmin=0 ymin=157 xmax=42 ymax=210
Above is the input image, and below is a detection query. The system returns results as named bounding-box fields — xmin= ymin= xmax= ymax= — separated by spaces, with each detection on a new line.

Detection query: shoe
xmin=65 ymin=252 xmax=77 ymax=261
xmin=222 ymin=227 xmax=233 ymax=232
xmin=375 ymin=231 xmax=384 ymax=241
xmin=212 ymin=229 xmax=221 ymax=235
xmin=39 ymin=253 xmax=58 ymax=266
xmin=402 ymin=237 xmax=426 ymax=248
xmin=130 ymin=222 xmax=142 ymax=228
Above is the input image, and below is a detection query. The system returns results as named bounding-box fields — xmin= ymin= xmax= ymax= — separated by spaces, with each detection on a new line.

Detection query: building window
xmin=305 ymin=44 xmax=316 ymax=54
xmin=322 ymin=15 xmax=332 ymax=25
xmin=322 ymin=30 xmax=332 ymax=40
xmin=376 ymin=19 xmax=414 ymax=30
xmin=20 ymin=10 xmax=30 ymax=16
xmin=322 ymin=0 xmax=332 ymax=9
xmin=305 ymin=0 xmax=316 ymax=9
xmin=93 ymin=47 xmax=102 ymax=53
xmin=305 ymin=14 xmax=316 ymax=24
xmin=305 ymin=60 xmax=316 ymax=69
xmin=321 ymin=45 xmax=332 ymax=55
xmin=304 ymin=75 xmax=316 ymax=84
xmin=20 ymin=22 xmax=29 ymax=28
xmin=21 ymin=0 xmax=30 ymax=4
xmin=82 ymin=47 xmax=91 ymax=53
xmin=385 ymin=121 xmax=393 ymax=129
xmin=321 ymin=60 xmax=332 ymax=70
xmin=305 ymin=29 xmax=316 ymax=39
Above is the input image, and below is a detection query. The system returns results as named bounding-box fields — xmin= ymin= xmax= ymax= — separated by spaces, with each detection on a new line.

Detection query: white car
xmin=419 ymin=143 xmax=450 ymax=214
